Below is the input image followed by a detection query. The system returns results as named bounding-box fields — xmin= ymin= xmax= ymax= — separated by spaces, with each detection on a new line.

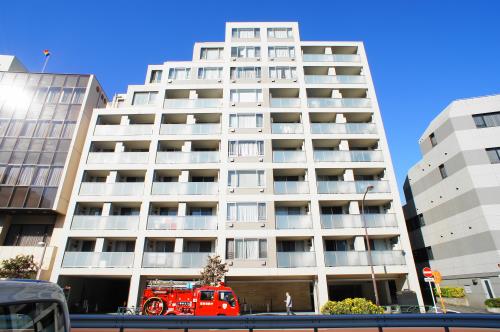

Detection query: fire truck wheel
xmin=143 ymin=297 xmax=165 ymax=316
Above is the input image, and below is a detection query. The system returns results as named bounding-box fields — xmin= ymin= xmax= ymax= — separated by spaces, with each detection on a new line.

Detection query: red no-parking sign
xmin=422 ymin=267 xmax=433 ymax=278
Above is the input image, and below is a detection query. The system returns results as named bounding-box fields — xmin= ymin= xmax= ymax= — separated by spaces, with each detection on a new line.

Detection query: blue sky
xmin=1 ymin=0 xmax=499 ymax=200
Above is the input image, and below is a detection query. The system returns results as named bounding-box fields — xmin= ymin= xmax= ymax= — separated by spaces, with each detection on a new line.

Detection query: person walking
xmin=284 ymin=292 xmax=295 ymax=315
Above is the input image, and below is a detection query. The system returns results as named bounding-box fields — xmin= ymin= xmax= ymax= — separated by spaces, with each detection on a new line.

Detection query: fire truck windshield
xmin=218 ymin=291 xmax=236 ymax=307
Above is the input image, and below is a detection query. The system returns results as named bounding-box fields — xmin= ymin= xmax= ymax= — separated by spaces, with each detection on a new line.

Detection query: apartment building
xmin=0 ymin=55 xmax=107 ymax=280
xmin=404 ymin=94 xmax=500 ymax=309
xmin=49 ymin=22 xmax=422 ymax=313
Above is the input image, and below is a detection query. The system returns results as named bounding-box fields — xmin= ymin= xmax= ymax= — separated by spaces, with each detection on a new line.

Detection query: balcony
xmin=273 ymin=151 xmax=306 ymax=163
xmin=94 ymin=124 xmax=153 ymax=136
xmin=313 ymin=150 xmax=384 ymax=162
xmin=272 ymin=123 xmax=303 ymax=134
xmin=307 ymin=98 xmax=371 ymax=108
xmin=320 ymin=214 xmax=398 ymax=229
xmin=156 ymin=151 xmax=219 ymax=164
xmin=324 ymin=250 xmax=405 ymax=267
xmin=151 ymin=182 xmax=218 ymax=195
xmin=79 ymin=182 xmax=144 ymax=196
xmin=142 ymin=252 xmax=212 ymax=268
xmin=317 ymin=181 xmax=390 ymax=194
xmin=160 ymin=123 xmax=221 ymax=135
xmin=277 ymin=252 xmax=316 ymax=267
xmin=310 ymin=123 xmax=377 ymax=135
xmin=147 ymin=215 xmax=218 ymax=230
xmin=274 ymin=181 xmax=309 ymax=194
xmin=163 ymin=99 xmax=222 ymax=109
xmin=270 ymin=98 xmax=301 ymax=108
xmin=71 ymin=215 xmax=139 ymax=230
xmin=87 ymin=152 xmax=149 ymax=164
xmin=62 ymin=252 xmax=134 ymax=268
xmin=275 ymin=215 xmax=312 ymax=229
xmin=305 ymin=75 xmax=366 ymax=84
xmin=302 ymin=54 xmax=361 ymax=62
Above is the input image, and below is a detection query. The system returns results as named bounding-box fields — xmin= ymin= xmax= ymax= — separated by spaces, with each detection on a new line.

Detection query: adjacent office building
xmin=49 ymin=22 xmax=423 ymax=313
xmin=404 ymin=94 xmax=500 ymax=309
xmin=0 ymin=55 xmax=107 ymax=279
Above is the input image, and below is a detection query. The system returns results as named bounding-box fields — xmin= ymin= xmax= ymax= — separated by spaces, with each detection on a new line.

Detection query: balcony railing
xmin=302 ymin=54 xmax=361 ymax=62
xmin=316 ymin=181 xmax=390 ymax=194
xmin=274 ymin=181 xmax=309 ymax=194
xmin=271 ymin=123 xmax=303 ymax=134
xmin=313 ymin=150 xmax=384 ymax=162
xmin=320 ymin=214 xmax=398 ymax=229
xmin=307 ymin=98 xmax=371 ymax=108
xmin=71 ymin=215 xmax=139 ymax=230
xmin=275 ymin=215 xmax=312 ymax=229
xmin=87 ymin=152 xmax=149 ymax=164
xmin=273 ymin=151 xmax=306 ymax=163
xmin=160 ymin=123 xmax=221 ymax=135
xmin=310 ymin=123 xmax=377 ymax=135
xmin=277 ymin=252 xmax=316 ymax=267
xmin=305 ymin=75 xmax=366 ymax=84
xmin=94 ymin=124 xmax=153 ymax=136
xmin=147 ymin=215 xmax=218 ymax=230
xmin=151 ymin=182 xmax=218 ymax=195
xmin=62 ymin=252 xmax=134 ymax=268
xmin=142 ymin=252 xmax=213 ymax=268
xmin=156 ymin=151 xmax=219 ymax=163
xmin=324 ymin=250 xmax=405 ymax=267
xmin=79 ymin=182 xmax=144 ymax=196
xmin=270 ymin=98 xmax=301 ymax=108
xmin=163 ymin=99 xmax=223 ymax=109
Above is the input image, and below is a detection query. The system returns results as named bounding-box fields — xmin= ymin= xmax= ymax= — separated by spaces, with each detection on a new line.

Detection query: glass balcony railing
xmin=156 ymin=151 xmax=219 ymax=163
xmin=151 ymin=182 xmax=218 ymax=195
xmin=274 ymin=181 xmax=309 ymax=194
xmin=271 ymin=123 xmax=303 ymax=134
xmin=163 ymin=99 xmax=222 ymax=109
xmin=304 ymin=75 xmax=366 ymax=84
xmin=147 ymin=215 xmax=218 ymax=230
xmin=277 ymin=251 xmax=316 ymax=267
xmin=94 ymin=124 xmax=153 ymax=136
xmin=302 ymin=54 xmax=361 ymax=62
xmin=273 ymin=151 xmax=306 ymax=163
xmin=160 ymin=123 xmax=221 ymax=135
xmin=307 ymin=98 xmax=371 ymax=108
xmin=71 ymin=215 xmax=139 ymax=230
xmin=275 ymin=215 xmax=312 ymax=229
xmin=79 ymin=182 xmax=144 ymax=196
xmin=320 ymin=214 xmax=398 ymax=229
xmin=324 ymin=250 xmax=405 ymax=267
xmin=316 ymin=181 xmax=390 ymax=194
xmin=87 ymin=152 xmax=149 ymax=164
xmin=270 ymin=98 xmax=301 ymax=108
xmin=142 ymin=252 xmax=213 ymax=268
xmin=62 ymin=252 xmax=134 ymax=268
xmin=310 ymin=123 xmax=377 ymax=134
xmin=313 ymin=150 xmax=384 ymax=162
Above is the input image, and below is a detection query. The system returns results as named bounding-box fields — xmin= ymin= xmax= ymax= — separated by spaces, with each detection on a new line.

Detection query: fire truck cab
xmin=141 ymin=281 xmax=240 ymax=316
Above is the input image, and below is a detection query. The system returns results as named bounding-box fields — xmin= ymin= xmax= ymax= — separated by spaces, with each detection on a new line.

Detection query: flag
xmin=43 ymin=49 xmax=50 ymax=57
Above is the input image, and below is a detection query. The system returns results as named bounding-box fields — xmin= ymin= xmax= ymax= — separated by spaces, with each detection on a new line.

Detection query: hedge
xmin=434 ymin=286 xmax=465 ymax=298
xmin=321 ymin=298 xmax=384 ymax=315
xmin=485 ymin=298 xmax=500 ymax=308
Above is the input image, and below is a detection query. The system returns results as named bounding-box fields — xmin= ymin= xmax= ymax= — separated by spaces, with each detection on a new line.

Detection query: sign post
xmin=423 ymin=267 xmax=438 ymax=313
xmin=433 ymin=271 xmax=446 ymax=314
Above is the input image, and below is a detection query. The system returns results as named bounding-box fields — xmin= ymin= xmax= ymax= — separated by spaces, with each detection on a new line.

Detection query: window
xmin=228 ymin=170 xmax=265 ymax=188
xmin=269 ymin=66 xmax=297 ymax=79
xmin=46 ymin=87 xmax=61 ymax=104
xmin=71 ymin=88 xmax=86 ymax=104
xmin=200 ymin=47 xmax=223 ymax=60
xmin=227 ymin=202 xmax=266 ymax=222
xmin=231 ymin=46 xmax=261 ymax=58
xmin=429 ymin=132 xmax=437 ymax=147
xmin=228 ymin=140 xmax=264 ymax=157
xmin=226 ymin=239 xmax=267 ymax=259
xmin=268 ymin=27 xmax=293 ymax=39
xmin=486 ymin=147 xmax=500 ymax=164
xmin=438 ymin=164 xmax=448 ymax=179
xmin=198 ymin=67 xmax=223 ymax=80
xmin=473 ymin=111 xmax=500 ymax=128
xmin=230 ymin=89 xmax=262 ymax=103
xmin=200 ymin=291 xmax=214 ymax=301
xmin=232 ymin=28 xmax=260 ymax=39
xmin=168 ymin=68 xmax=191 ymax=80
xmin=132 ymin=91 xmax=158 ymax=105
xmin=59 ymin=88 xmax=73 ymax=104
xmin=150 ymin=70 xmax=163 ymax=83
xmin=230 ymin=67 xmax=261 ymax=80
xmin=268 ymin=46 xmax=295 ymax=59
xmin=229 ymin=113 xmax=263 ymax=128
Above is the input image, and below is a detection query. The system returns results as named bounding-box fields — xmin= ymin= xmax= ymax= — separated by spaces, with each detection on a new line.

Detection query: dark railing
xmin=70 ymin=314 xmax=500 ymax=331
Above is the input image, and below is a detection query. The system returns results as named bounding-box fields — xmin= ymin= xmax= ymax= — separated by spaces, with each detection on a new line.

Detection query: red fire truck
xmin=141 ymin=281 xmax=240 ymax=316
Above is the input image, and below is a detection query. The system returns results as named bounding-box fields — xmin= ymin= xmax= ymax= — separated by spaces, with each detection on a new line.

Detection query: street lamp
xmin=36 ymin=241 xmax=48 ymax=280
xmin=361 ymin=185 xmax=380 ymax=306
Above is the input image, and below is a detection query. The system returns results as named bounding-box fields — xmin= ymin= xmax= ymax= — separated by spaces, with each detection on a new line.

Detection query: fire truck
xmin=141 ymin=280 xmax=240 ymax=316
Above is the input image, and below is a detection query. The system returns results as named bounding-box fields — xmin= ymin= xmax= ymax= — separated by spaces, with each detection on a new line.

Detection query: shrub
xmin=321 ymin=298 xmax=384 ymax=315
xmin=485 ymin=298 xmax=500 ymax=308
xmin=434 ymin=287 xmax=465 ymax=298
xmin=0 ymin=255 xmax=38 ymax=279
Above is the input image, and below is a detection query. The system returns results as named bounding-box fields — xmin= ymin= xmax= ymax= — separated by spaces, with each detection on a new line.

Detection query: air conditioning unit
xmin=257 ymin=128 xmax=262 ymax=132
xmin=228 ymin=223 xmax=234 ymax=228
xmin=270 ymin=58 xmax=275 ymax=61
xmin=229 ymin=157 xmax=235 ymax=162
xmin=259 ymin=188 xmax=264 ymax=192
xmin=291 ymin=58 xmax=296 ymax=61
xmin=256 ymin=58 xmax=261 ymax=61
xmin=258 ymin=157 xmax=263 ymax=162
xmin=167 ymin=79 xmax=173 ymax=83
xmin=293 ymin=79 xmax=298 ymax=82
xmin=231 ymin=102 xmax=236 ymax=106
xmin=257 ymin=102 xmax=262 ymax=106
xmin=257 ymin=79 xmax=261 ymax=83
xmin=229 ymin=128 xmax=235 ymax=132
xmin=217 ymin=79 xmax=222 ymax=83
xmin=231 ymin=57 xmax=237 ymax=61
xmin=271 ymin=79 xmax=276 ymax=83
xmin=229 ymin=188 xmax=235 ymax=193
xmin=228 ymin=261 xmax=234 ymax=266
xmin=261 ymin=261 xmax=267 ymax=266
xmin=231 ymin=79 xmax=236 ymax=83
xmin=260 ymin=222 xmax=266 ymax=227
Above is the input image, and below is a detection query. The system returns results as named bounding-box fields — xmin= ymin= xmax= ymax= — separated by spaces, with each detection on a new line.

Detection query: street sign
xmin=432 ymin=271 xmax=442 ymax=284
xmin=423 ymin=267 xmax=433 ymax=278
xmin=424 ymin=277 xmax=435 ymax=282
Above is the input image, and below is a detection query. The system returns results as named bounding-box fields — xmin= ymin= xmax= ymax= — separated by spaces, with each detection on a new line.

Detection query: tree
xmin=199 ymin=255 xmax=228 ymax=286
xmin=0 ymin=254 xmax=38 ymax=279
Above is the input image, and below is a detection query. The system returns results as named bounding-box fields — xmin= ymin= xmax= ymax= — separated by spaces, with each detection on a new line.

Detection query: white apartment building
xmin=49 ymin=22 xmax=422 ymax=313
